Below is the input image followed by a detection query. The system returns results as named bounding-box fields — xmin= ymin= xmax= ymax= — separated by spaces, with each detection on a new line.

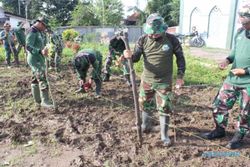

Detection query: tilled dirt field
xmin=0 ymin=64 xmax=249 ymax=167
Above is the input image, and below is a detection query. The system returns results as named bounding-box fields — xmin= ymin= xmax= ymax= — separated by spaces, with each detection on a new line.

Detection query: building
xmin=179 ymin=0 xmax=249 ymax=49
xmin=0 ymin=7 xmax=27 ymax=29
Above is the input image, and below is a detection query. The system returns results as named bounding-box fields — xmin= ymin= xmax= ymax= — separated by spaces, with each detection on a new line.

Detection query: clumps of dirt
xmin=9 ymin=122 xmax=31 ymax=143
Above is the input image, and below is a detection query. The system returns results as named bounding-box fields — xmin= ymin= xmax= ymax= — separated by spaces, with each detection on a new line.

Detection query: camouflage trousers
xmin=139 ymin=81 xmax=173 ymax=116
xmin=29 ymin=60 xmax=48 ymax=90
xmin=4 ymin=46 xmax=18 ymax=65
xmin=103 ymin=54 xmax=129 ymax=75
xmin=213 ymin=82 xmax=250 ymax=135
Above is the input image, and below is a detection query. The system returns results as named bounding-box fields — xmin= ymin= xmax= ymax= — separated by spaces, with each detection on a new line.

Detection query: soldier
xmin=0 ymin=22 xmax=19 ymax=67
xmin=124 ymin=13 xmax=186 ymax=146
xmin=103 ymin=29 xmax=131 ymax=86
xmin=13 ymin=21 xmax=26 ymax=57
xmin=72 ymin=49 xmax=102 ymax=97
xmin=202 ymin=4 xmax=250 ymax=149
xmin=48 ymin=30 xmax=63 ymax=72
xmin=26 ymin=17 xmax=54 ymax=108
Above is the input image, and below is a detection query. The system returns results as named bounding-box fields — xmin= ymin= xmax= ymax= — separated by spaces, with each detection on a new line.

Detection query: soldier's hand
xmin=79 ymin=79 xmax=84 ymax=86
xmin=219 ymin=59 xmax=229 ymax=70
xmin=123 ymin=50 xmax=132 ymax=59
xmin=42 ymin=48 xmax=49 ymax=56
xmin=231 ymin=68 xmax=246 ymax=76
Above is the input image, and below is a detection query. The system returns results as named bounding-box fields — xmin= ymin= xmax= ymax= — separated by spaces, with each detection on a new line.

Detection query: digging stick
xmin=121 ymin=34 xmax=142 ymax=146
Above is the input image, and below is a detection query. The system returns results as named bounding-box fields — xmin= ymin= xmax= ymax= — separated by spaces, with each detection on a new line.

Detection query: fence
xmin=56 ymin=26 xmax=144 ymax=43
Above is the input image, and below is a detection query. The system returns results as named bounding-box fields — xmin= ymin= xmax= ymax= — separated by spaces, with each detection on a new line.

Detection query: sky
xmin=121 ymin=0 xmax=147 ymax=16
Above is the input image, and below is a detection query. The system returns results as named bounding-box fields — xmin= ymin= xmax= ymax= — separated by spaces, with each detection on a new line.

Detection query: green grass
xmin=0 ymin=44 xmax=229 ymax=86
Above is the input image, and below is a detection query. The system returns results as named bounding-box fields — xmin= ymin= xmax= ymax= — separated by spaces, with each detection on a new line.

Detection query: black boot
xmin=201 ymin=126 xmax=225 ymax=140
xmin=103 ymin=73 xmax=110 ymax=82
xmin=141 ymin=111 xmax=152 ymax=133
xmin=160 ymin=115 xmax=171 ymax=146
xmin=226 ymin=131 xmax=244 ymax=149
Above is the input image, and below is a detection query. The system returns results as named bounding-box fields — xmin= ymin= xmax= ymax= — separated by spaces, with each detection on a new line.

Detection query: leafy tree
xmin=0 ymin=0 xmax=26 ymax=17
xmin=70 ymin=1 xmax=100 ymax=26
xmin=70 ymin=0 xmax=124 ymax=26
xmin=93 ymin=0 xmax=124 ymax=26
xmin=145 ymin=0 xmax=180 ymax=26
xmin=43 ymin=0 xmax=78 ymax=26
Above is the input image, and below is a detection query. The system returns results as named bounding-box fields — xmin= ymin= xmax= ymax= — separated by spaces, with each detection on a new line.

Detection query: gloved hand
xmin=83 ymin=79 xmax=92 ymax=91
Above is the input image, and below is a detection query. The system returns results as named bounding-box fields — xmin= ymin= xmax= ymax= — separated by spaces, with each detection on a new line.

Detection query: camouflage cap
xmin=238 ymin=4 xmax=250 ymax=18
xmin=143 ymin=13 xmax=168 ymax=35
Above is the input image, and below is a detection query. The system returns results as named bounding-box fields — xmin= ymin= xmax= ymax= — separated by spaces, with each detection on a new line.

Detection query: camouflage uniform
xmin=0 ymin=22 xmax=18 ymax=66
xmin=72 ymin=49 xmax=103 ymax=96
xmin=48 ymin=31 xmax=63 ymax=71
xmin=103 ymin=34 xmax=130 ymax=84
xmin=202 ymin=5 xmax=250 ymax=149
xmin=13 ymin=21 xmax=26 ymax=56
xmin=132 ymin=13 xmax=185 ymax=146
xmin=26 ymin=17 xmax=54 ymax=108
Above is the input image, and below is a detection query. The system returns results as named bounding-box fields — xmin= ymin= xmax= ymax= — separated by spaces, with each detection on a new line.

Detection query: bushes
xmin=62 ymin=29 xmax=79 ymax=41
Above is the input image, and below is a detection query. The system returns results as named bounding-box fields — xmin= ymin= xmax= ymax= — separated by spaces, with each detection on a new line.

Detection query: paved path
xmin=189 ymin=47 xmax=230 ymax=63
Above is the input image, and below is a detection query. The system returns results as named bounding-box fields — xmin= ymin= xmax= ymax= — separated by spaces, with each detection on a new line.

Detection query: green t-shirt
xmin=132 ymin=33 xmax=186 ymax=84
xmin=225 ymin=29 xmax=250 ymax=87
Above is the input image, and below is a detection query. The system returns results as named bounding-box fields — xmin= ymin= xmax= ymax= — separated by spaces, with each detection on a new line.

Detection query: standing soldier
xmin=0 ymin=22 xmax=19 ymax=67
xmin=13 ymin=21 xmax=26 ymax=57
xmin=72 ymin=49 xmax=102 ymax=97
xmin=124 ymin=13 xmax=186 ymax=146
xmin=103 ymin=30 xmax=131 ymax=86
xmin=202 ymin=4 xmax=250 ymax=149
xmin=48 ymin=30 xmax=63 ymax=72
xmin=26 ymin=17 xmax=54 ymax=108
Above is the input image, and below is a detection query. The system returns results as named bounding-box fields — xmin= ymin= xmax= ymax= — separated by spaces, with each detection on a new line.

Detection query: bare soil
xmin=0 ymin=60 xmax=249 ymax=167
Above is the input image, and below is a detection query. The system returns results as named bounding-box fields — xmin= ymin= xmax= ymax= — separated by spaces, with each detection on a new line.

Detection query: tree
xmin=43 ymin=0 xmax=78 ymax=26
xmin=93 ymin=0 xmax=124 ymax=26
xmin=0 ymin=0 xmax=26 ymax=17
xmin=70 ymin=0 xmax=124 ymax=26
xmin=145 ymin=0 xmax=180 ymax=26
xmin=70 ymin=2 xmax=100 ymax=26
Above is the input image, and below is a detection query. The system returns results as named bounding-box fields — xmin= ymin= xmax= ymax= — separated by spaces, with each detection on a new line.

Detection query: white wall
xmin=181 ymin=0 xmax=233 ymax=48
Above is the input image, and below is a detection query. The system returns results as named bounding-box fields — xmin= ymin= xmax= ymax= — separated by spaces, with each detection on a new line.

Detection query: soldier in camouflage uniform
xmin=202 ymin=4 xmax=250 ymax=149
xmin=124 ymin=13 xmax=186 ymax=146
xmin=0 ymin=22 xmax=19 ymax=67
xmin=103 ymin=30 xmax=131 ymax=86
xmin=13 ymin=21 xmax=26 ymax=57
xmin=48 ymin=30 xmax=63 ymax=72
xmin=26 ymin=17 xmax=54 ymax=108
xmin=72 ymin=49 xmax=102 ymax=97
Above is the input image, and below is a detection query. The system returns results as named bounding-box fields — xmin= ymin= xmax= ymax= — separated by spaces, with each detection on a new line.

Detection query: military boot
xmin=201 ymin=126 xmax=225 ymax=140
xmin=141 ymin=111 xmax=152 ymax=133
xmin=40 ymin=88 xmax=54 ymax=108
xmin=94 ymin=79 xmax=102 ymax=97
xmin=160 ymin=115 xmax=171 ymax=146
xmin=31 ymin=84 xmax=41 ymax=105
xmin=124 ymin=74 xmax=132 ymax=86
xmin=103 ymin=73 xmax=110 ymax=82
xmin=226 ymin=131 xmax=244 ymax=149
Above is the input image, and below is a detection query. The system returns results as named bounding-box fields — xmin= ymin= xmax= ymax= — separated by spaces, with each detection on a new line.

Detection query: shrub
xmin=62 ymin=29 xmax=79 ymax=41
